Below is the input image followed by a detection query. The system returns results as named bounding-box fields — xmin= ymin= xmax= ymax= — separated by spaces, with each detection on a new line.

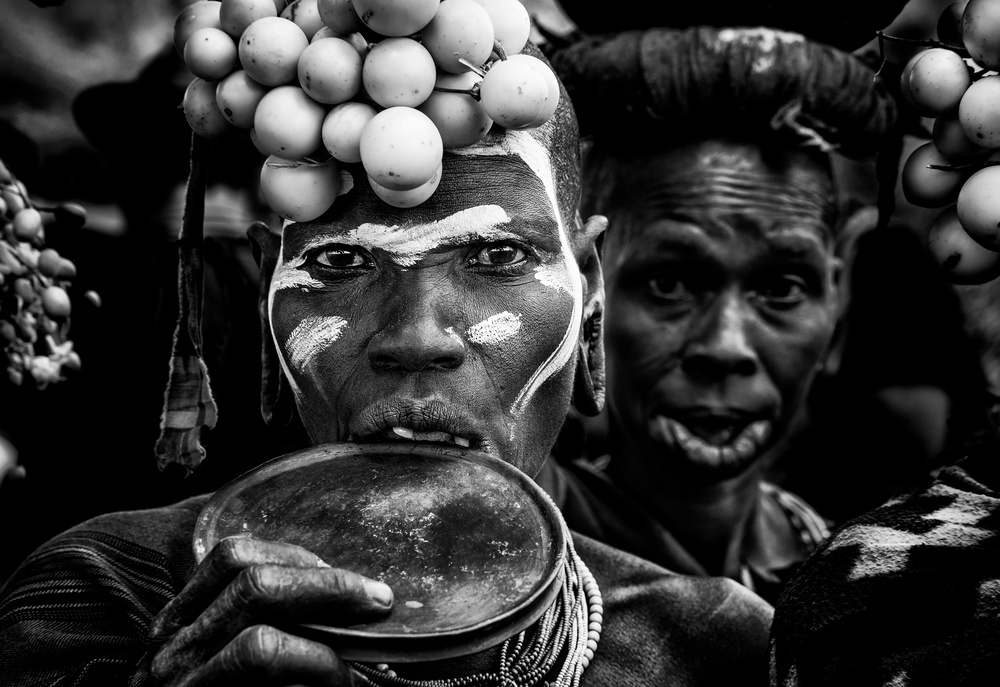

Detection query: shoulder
xmin=2 ymin=493 xmax=211 ymax=596
xmin=576 ymin=533 xmax=773 ymax=687
xmin=0 ymin=494 xmax=212 ymax=684
xmin=770 ymin=475 xmax=1000 ymax=685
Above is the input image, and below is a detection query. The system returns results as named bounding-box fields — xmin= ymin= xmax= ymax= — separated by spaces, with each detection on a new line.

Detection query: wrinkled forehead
xmin=603 ymin=137 xmax=837 ymax=249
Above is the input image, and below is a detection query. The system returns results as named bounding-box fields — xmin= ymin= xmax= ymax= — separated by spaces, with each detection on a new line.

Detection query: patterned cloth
xmin=769 ymin=450 xmax=1000 ymax=685
xmin=0 ymin=494 xmax=774 ymax=686
xmin=538 ymin=458 xmax=830 ymax=606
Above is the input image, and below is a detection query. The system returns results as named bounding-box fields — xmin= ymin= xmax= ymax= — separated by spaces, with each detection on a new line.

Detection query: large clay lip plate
xmin=193 ymin=442 xmax=565 ymax=662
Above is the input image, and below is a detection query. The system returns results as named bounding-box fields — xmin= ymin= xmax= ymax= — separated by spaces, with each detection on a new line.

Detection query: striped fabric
xmin=0 ymin=496 xmax=206 ymax=685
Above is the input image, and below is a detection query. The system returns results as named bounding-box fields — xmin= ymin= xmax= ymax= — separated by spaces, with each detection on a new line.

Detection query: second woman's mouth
xmin=647 ymin=415 xmax=772 ymax=467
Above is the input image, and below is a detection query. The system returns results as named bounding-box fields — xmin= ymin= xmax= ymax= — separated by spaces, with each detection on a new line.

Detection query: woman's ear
xmin=573 ymin=214 xmax=607 ymax=417
xmin=247 ymin=222 xmax=296 ymax=427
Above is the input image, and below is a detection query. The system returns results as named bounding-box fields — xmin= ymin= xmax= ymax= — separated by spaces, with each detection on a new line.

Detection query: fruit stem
xmin=458 ymin=58 xmax=487 ymax=77
xmin=492 ymin=39 xmax=507 ymax=61
xmin=927 ymin=162 xmax=980 ymax=171
xmin=432 ymin=86 xmax=477 ymax=96
xmin=876 ymin=29 xmax=971 ymax=58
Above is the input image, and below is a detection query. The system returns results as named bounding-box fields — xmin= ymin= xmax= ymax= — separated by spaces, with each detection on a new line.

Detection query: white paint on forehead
xmin=452 ymin=131 xmax=565 ymax=230
xmin=454 ymin=131 xmax=582 ymax=415
xmin=343 ymin=205 xmax=517 ymax=266
xmin=534 ymin=264 xmax=571 ymax=294
xmin=467 ymin=312 xmax=522 ymax=346
xmin=285 ymin=315 xmax=348 ymax=374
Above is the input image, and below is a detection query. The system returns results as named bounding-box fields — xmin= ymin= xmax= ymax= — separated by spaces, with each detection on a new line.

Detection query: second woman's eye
xmin=470 ymin=243 xmax=528 ymax=266
xmin=315 ymin=246 xmax=371 ymax=269
xmin=648 ymin=275 xmax=686 ymax=300
xmin=758 ymin=275 xmax=808 ymax=307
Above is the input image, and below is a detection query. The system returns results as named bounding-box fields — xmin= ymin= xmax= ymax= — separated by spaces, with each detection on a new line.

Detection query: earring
xmin=573 ymin=310 xmax=606 ymax=417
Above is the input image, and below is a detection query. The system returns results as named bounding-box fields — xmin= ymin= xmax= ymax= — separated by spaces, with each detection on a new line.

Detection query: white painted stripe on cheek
xmin=268 ymin=251 xmax=309 ymax=400
xmin=285 ymin=315 xmax=348 ymax=374
xmin=347 ymin=205 xmax=516 ymax=266
xmin=534 ymin=264 xmax=572 ymax=294
xmin=457 ymin=132 xmax=583 ymax=415
xmin=467 ymin=312 xmax=522 ymax=346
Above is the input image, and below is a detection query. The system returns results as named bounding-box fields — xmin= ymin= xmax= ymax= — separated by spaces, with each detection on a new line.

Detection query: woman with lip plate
xmin=534 ymin=24 xmax=899 ymax=605
xmin=0 ymin=39 xmax=774 ymax=687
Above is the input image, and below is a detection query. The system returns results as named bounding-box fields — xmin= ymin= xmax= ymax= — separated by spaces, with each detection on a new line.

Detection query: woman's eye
xmin=315 ymin=246 xmax=370 ymax=269
xmin=471 ymin=243 xmax=527 ymax=266
xmin=649 ymin=276 xmax=685 ymax=300
xmin=759 ymin=276 xmax=807 ymax=305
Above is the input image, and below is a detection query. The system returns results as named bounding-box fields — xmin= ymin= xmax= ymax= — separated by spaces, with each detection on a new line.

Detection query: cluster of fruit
xmin=896 ymin=0 xmax=1000 ymax=284
xmin=0 ymin=158 xmax=96 ymax=389
xmin=174 ymin=0 xmax=558 ymax=220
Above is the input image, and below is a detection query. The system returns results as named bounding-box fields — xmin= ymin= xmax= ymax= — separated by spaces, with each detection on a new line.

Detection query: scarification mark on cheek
xmin=346 ymin=205 xmax=518 ymax=266
xmin=285 ymin=315 xmax=348 ymax=374
xmin=534 ymin=264 xmax=571 ymax=294
xmin=468 ymin=312 xmax=522 ymax=346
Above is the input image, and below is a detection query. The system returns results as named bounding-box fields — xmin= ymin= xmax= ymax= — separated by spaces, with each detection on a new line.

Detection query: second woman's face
xmin=603 ymin=140 xmax=840 ymax=482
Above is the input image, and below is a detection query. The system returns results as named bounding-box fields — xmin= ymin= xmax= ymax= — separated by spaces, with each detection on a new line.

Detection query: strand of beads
xmin=349 ymin=524 xmax=602 ymax=687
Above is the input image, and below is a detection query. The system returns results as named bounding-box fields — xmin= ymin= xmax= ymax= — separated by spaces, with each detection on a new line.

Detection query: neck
xmin=607 ymin=424 xmax=765 ymax=578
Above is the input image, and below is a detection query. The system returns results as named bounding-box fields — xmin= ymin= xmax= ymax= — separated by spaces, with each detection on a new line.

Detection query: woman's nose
xmin=367 ymin=286 xmax=467 ymax=373
xmin=681 ymin=293 xmax=759 ymax=382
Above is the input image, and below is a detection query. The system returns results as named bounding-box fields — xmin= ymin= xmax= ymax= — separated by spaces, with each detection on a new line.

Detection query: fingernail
xmin=363 ymin=579 xmax=393 ymax=606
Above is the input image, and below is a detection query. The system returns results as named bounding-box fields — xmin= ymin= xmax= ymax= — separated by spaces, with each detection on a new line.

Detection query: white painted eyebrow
xmin=288 ymin=205 xmax=522 ymax=267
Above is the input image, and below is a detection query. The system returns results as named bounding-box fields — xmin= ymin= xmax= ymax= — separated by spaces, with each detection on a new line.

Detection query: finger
xmin=152 ymin=537 xmax=330 ymax=640
xmin=180 ymin=625 xmax=369 ymax=687
xmin=153 ymin=565 xmax=392 ymax=680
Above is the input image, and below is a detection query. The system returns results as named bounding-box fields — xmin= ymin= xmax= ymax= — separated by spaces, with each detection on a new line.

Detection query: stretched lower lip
xmin=349 ymin=398 xmax=480 ymax=446
xmin=648 ymin=417 xmax=771 ymax=465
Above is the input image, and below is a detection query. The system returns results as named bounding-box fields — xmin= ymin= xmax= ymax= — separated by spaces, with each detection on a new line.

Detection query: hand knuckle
xmin=213 ymin=536 xmax=247 ymax=568
xmin=230 ymin=624 xmax=283 ymax=672
xmin=232 ymin=565 xmax=278 ymax=607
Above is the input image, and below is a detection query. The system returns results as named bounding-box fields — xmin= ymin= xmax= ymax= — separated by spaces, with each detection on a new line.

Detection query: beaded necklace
xmin=349 ymin=530 xmax=603 ymax=687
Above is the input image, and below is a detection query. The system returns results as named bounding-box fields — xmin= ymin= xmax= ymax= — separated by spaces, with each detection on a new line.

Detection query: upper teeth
xmin=391 ymin=427 xmax=470 ymax=447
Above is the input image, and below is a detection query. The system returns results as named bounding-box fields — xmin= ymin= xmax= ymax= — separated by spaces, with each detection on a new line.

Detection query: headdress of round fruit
xmin=175 ymin=0 xmax=560 ymax=220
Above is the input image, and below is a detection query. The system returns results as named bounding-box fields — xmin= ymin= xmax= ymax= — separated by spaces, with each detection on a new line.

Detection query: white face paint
xmin=285 ymin=315 xmax=348 ymax=375
xmin=467 ymin=312 xmax=522 ymax=346
xmin=270 ymin=129 xmax=583 ymax=421
xmin=344 ymin=205 xmax=520 ymax=266
xmin=270 ymin=255 xmax=325 ymax=293
xmin=534 ymin=263 xmax=572 ymax=294
xmin=455 ymin=130 xmax=583 ymax=415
